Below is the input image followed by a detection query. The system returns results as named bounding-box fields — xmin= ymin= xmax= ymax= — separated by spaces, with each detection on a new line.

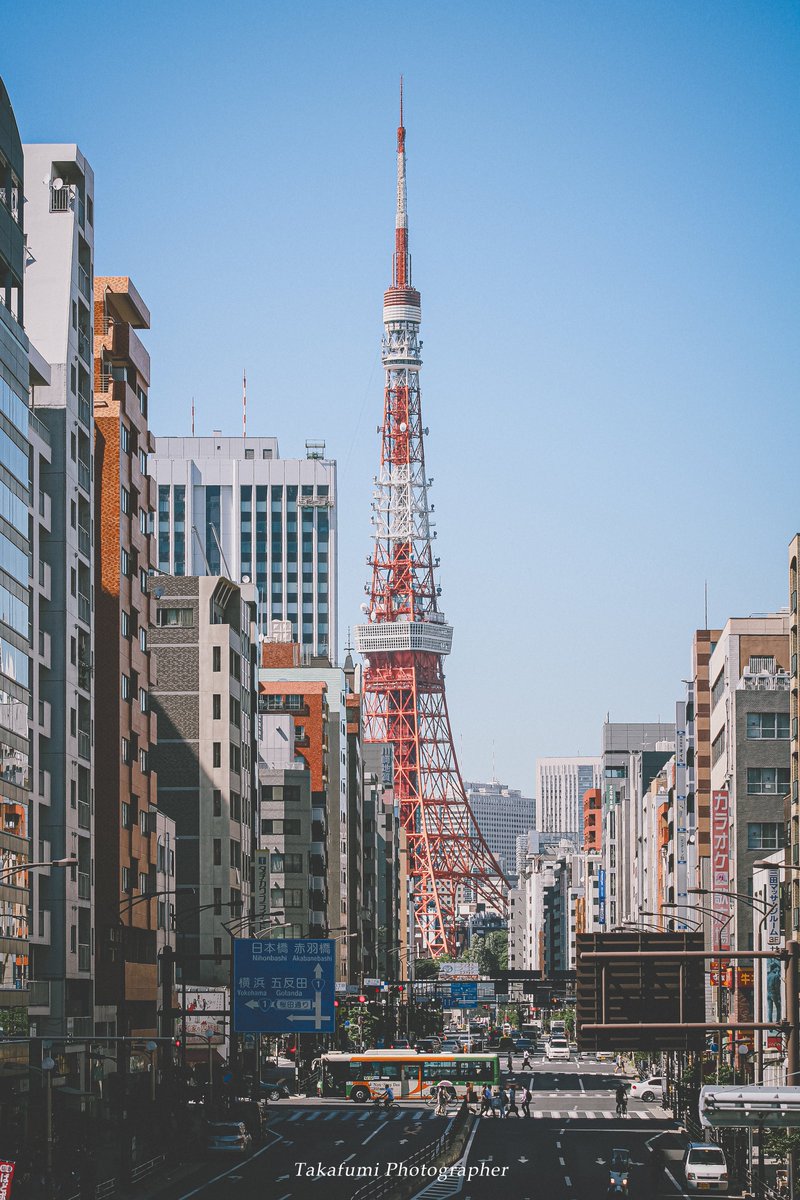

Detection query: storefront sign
xmin=255 ymin=851 xmax=269 ymax=922
xmin=711 ymin=791 xmax=731 ymax=951
xmin=0 ymin=1161 xmax=15 ymax=1200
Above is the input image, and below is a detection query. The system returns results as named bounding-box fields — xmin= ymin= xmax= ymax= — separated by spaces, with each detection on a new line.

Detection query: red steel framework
xmin=354 ymin=84 xmax=508 ymax=957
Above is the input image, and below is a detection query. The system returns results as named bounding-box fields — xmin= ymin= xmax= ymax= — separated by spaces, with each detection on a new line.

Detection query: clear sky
xmin=6 ymin=1 xmax=800 ymax=795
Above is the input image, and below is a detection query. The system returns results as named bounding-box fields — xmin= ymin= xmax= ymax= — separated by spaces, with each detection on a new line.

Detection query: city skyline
xmin=5 ymin=2 xmax=799 ymax=792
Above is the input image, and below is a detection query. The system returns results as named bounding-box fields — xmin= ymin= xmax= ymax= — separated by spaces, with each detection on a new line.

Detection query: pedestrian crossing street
xmin=272 ymin=1105 xmax=665 ymax=1124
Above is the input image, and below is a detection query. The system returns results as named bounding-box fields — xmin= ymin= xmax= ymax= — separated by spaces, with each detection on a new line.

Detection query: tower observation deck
xmin=354 ymin=85 xmax=508 ymax=957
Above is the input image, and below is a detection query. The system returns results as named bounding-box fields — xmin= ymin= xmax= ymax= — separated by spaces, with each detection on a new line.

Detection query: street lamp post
xmin=0 ymin=857 xmax=77 ymax=885
xmin=42 ymin=1055 xmax=55 ymax=1199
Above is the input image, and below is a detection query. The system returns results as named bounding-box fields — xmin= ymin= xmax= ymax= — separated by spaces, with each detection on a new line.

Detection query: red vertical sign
xmin=711 ymin=790 xmax=731 ymax=952
xmin=0 ymin=1160 xmax=15 ymax=1200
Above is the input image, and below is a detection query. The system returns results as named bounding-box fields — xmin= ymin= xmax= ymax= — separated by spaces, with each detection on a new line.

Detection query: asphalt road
xmin=141 ymin=1056 xmax=741 ymax=1200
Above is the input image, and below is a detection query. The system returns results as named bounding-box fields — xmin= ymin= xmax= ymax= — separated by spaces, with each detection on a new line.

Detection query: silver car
xmin=205 ymin=1121 xmax=252 ymax=1154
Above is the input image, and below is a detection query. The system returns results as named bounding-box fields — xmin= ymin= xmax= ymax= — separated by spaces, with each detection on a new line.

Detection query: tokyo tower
xmin=354 ymin=85 xmax=508 ymax=957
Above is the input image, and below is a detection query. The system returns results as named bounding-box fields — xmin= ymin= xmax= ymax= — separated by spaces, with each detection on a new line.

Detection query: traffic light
xmin=173 ymin=1036 xmax=182 ymax=1052
xmin=358 ymin=995 xmax=367 ymax=1004
xmin=334 ymin=999 xmax=339 ymax=1008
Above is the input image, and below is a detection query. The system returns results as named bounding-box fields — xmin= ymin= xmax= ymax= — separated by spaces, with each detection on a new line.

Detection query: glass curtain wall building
xmin=152 ymin=436 xmax=337 ymax=661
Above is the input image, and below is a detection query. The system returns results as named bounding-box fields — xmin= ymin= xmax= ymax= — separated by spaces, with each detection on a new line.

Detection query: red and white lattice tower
xmin=354 ymin=86 xmax=508 ymax=957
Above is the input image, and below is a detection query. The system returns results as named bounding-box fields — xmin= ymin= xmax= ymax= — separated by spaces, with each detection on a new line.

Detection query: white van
xmin=546 ymin=1037 xmax=570 ymax=1061
xmin=683 ymin=1143 xmax=728 ymax=1192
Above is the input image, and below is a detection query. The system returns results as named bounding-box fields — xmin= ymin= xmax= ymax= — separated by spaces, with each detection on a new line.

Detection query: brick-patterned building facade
xmin=93 ymin=277 xmax=161 ymax=1034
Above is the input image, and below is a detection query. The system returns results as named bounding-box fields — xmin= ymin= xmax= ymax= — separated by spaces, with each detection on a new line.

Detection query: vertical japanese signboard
xmin=767 ymin=868 xmax=781 ymax=948
xmin=0 ymin=1161 xmax=15 ymax=1200
xmin=598 ymin=868 xmax=607 ymax=927
xmin=255 ymin=851 xmax=269 ymax=924
xmin=711 ymin=790 xmax=731 ymax=951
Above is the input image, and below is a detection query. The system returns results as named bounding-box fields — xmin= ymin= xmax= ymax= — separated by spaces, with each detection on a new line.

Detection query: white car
xmin=683 ymin=1142 xmax=728 ymax=1191
xmin=545 ymin=1038 xmax=570 ymax=1061
xmin=628 ymin=1075 xmax=663 ymax=1102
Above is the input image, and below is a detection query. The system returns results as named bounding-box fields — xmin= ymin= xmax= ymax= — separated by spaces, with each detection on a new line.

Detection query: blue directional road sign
xmin=233 ymin=938 xmax=335 ymax=1034
xmin=450 ymin=982 xmax=478 ymax=1008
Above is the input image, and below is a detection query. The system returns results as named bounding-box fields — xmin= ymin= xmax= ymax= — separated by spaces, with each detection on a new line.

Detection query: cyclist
xmin=615 ymin=1082 xmax=628 ymax=1117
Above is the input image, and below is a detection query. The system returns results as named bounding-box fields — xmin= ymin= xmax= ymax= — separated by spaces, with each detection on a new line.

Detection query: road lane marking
xmin=288 ymin=1111 xmax=304 ymax=1121
xmin=578 ymin=1076 xmax=585 ymax=1094
xmin=362 ymin=1121 xmax=389 ymax=1145
xmin=178 ymin=1138 xmax=276 ymax=1200
xmin=558 ymin=1157 xmax=565 ymax=1166
xmin=564 ymin=1177 xmax=572 ymax=1188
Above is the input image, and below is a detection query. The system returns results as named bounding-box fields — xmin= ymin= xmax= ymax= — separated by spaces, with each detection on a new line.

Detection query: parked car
xmin=682 ymin=1142 xmax=729 ymax=1192
xmin=415 ymin=1038 xmax=441 ymax=1054
xmin=205 ymin=1121 xmax=252 ymax=1154
xmin=628 ymin=1075 xmax=663 ymax=1102
xmin=439 ymin=1040 xmax=459 ymax=1053
xmin=595 ymin=1050 xmax=615 ymax=1062
xmin=390 ymin=1038 xmax=411 ymax=1049
xmin=514 ymin=1038 xmax=534 ymax=1051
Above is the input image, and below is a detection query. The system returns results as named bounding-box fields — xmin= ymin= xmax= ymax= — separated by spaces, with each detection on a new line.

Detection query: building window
xmin=121 ymin=673 xmax=130 ymax=701
xmin=139 ymin=872 xmax=148 ymax=894
xmin=139 ymin=687 xmax=148 ymax=712
xmin=285 ymin=853 xmax=303 ymax=873
xmin=213 ymin=789 xmax=222 ymax=817
xmin=122 ymin=866 xmax=131 ymax=892
xmin=121 ymin=801 xmax=130 ymax=828
xmin=205 ymin=486 xmax=221 ymax=573
xmin=213 ymin=694 xmax=221 ymax=720
xmin=139 ymin=627 xmax=147 ymax=653
xmin=122 ymin=737 xmax=130 ymax=764
xmin=270 ymin=853 xmax=284 ymax=872
xmin=139 ymin=748 xmax=148 ymax=774
xmin=213 ymin=937 xmax=223 ymax=964
xmin=121 ymin=610 xmax=130 ymax=638
xmin=747 ymin=822 xmax=783 ymax=850
xmin=213 ymin=742 xmax=221 ymax=768
xmin=747 ymin=712 xmax=790 ymax=739
xmin=121 ymin=548 xmax=130 ymax=576
xmin=711 ymin=728 xmax=725 ymax=765
xmin=287 ymin=889 xmax=304 ymax=907
xmin=213 ymin=887 xmax=222 ymax=915
xmin=139 ymin=809 xmax=149 ymax=836
xmin=261 ymin=819 xmax=301 ymax=835
xmin=270 ymin=887 xmax=285 ymax=908
xmin=121 ymin=424 xmax=130 ymax=454
xmin=213 ymin=646 xmax=221 ymax=671
xmin=156 ymin=607 xmax=193 ymax=627
xmin=174 ymin=485 xmax=186 ymax=575
xmin=747 ymin=768 xmax=791 ymax=795
xmin=711 ymin=670 xmax=726 ymax=710
xmin=604 ymin=766 xmax=627 ymax=778
xmin=213 ymin=839 xmax=221 ymax=866
xmin=121 ymin=486 xmax=130 ymax=514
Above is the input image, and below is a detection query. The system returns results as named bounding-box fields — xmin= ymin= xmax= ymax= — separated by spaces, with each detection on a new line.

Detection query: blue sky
xmin=6 ymin=1 xmax=800 ymax=794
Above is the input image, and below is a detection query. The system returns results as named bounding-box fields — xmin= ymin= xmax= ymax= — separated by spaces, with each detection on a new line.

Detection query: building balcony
xmin=78 ymin=524 xmax=91 ymax=560
xmin=77 ymin=329 xmax=91 ymax=365
xmin=77 ymin=943 xmax=91 ymax=972
xmin=78 ymin=657 xmax=91 ymax=693
xmin=110 ymin=321 xmax=150 ymax=386
xmin=77 ymin=871 xmax=90 ymax=900
xmin=77 ymin=264 xmax=91 ymax=303
xmin=78 ymin=593 xmax=91 ymax=627
xmin=77 ymin=459 xmax=91 ymax=495
xmin=78 ymin=392 xmax=91 ymax=430
xmin=77 ymin=730 xmax=91 ymax=762
xmin=78 ymin=799 xmax=90 ymax=831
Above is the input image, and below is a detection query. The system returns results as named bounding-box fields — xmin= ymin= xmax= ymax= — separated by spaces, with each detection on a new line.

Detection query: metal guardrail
xmin=64 ymin=1177 xmax=117 ymax=1200
xmin=351 ymin=1104 xmax=470 ymax=1200
xmin=130 ymin=1154 xmax=166 ymax=1185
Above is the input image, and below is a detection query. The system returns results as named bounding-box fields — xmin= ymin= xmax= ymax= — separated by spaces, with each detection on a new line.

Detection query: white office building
xmin=464 ymin=780 xmax=535 ymax=884
xmin=151 ymin=436 xmax=337 ymax=661
xmin=535 ymin=757 xmax=601 ymax=841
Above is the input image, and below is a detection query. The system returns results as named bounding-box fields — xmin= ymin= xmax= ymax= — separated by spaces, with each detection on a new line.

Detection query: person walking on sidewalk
xmin=506 ymin=1085 xmax=520 ymax=1117
xmin=480 ymin=1085 xmax=492 ymax=1117
xmin=465 ymin=1083 xmax=477 ymax=1113
xmin=521 ymin=1084 xmax=532 ymax=1118
xmin=498 ymin=1086 xmax=508 ymax=1119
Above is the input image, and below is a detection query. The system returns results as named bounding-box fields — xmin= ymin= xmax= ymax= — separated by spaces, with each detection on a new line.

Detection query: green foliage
xmin=765 ymin=1128 xmax=800 ymax=1162
xmin=0 ymin=1007 xmax=28 ymax=1037
xmin=413 ymin=958 xmax=439 ymax=980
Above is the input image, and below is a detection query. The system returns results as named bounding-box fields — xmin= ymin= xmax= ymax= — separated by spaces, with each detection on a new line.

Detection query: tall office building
xmin=24 ymin=142 xmax=96 ymax=1038
xmin=708 ymin=614 xmax=789 ymax=1020
xmin=151 ymin=436 xmax=337 ymax=661
xmin=93 ymin=276 xmax=163 ymax=1036
xmin=600 ymin=722 xmax=675 ymax=931
xmin=789 ymin=541 xmax=800 ymax=940
xmin=0 ymin=80 xmax=37 ymax=1027
xmin=151 ymin=575 xmax=256 ymax=986
xmin=535 ymin=757 xmax=601 ymax=841
xmin=464 ymin=780 xmax=535 ymax=884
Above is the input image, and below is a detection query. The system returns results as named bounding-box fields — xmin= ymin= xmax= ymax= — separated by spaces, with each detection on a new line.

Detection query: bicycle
xmin=615 ymin=1097 xmax=628 ymax=1117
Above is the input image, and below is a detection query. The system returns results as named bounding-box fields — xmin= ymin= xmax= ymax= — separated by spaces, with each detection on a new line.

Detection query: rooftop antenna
xmin=191 ymin=397 xmax=195 ymax=436
xmin=242 ymin=369 xmax=247 ymax=437
xmin=704 ymin=580 xmax=708 ymax=630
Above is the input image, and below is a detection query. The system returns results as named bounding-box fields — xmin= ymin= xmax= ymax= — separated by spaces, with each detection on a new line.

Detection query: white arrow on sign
xmin=518 ymin=1157 xmax=528 ymax=1163
xmin=286 ymin=986 xmax=331 ymax=1030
